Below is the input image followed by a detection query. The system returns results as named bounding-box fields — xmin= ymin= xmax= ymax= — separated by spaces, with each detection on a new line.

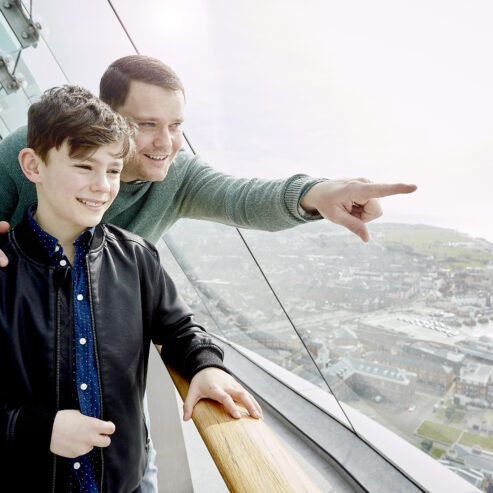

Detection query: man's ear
xmin=18 ymin=148 xmax=43 ymax=183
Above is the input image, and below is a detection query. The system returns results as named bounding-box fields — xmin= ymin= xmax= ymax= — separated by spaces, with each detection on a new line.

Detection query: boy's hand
xmin=183 ymin=367 xmax=263 ymax=421
xmin=50 ymin=409 xmax=116 ymax=458
xmin=0 ymin=221 xmax=9 ymax=267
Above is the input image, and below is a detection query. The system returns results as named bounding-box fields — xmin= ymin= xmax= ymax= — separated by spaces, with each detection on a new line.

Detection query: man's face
xmin=117 ymin=80 xmax=185 ymax=182
xmin=36 ymin=141 xmax=123 ymax=237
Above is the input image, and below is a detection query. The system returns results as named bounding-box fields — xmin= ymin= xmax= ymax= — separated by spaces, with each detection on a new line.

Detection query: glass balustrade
xmin=1 ymin=1 xmax=492 ymax=490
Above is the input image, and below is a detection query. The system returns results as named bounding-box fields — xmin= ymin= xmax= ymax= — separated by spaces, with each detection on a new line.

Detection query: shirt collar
xmin=27 ymin=204 xmax=96 ymax=258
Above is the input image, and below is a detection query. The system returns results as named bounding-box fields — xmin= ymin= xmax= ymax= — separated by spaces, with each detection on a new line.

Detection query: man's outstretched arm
xmin=174 ymin=151 xmax=417 ymax=239
xmin=300 ymin=179 xmax=417 ymax=242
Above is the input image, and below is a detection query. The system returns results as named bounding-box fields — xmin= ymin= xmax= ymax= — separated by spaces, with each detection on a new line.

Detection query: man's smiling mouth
xmin=144 ymin=154 xmax=168 ymax=161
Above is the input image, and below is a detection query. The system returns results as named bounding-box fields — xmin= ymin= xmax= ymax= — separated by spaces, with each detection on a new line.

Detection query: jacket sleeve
xmin=5 ymin=405 xmax=58 ymax=457
xmin=0 ymin=340 xmax=57 ymax=458
xmin=149 ymin=249 xmax=228 ymax=380
xmin=170 ymin=151 xmax=325 ymax=231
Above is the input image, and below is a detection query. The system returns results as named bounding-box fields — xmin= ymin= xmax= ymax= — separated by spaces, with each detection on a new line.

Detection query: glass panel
xmin=4 ymin=0 xmax=491 ymax=488
xmin=112 ymin=0 xmax=493 ymax=489
xmin=158 ymin=220 xmax=354 ymax=428
xmin=30 ymin=0 xmax=135 ymax=93
xmin=0 ymin=0 xmax=136 ymax=133
xmin=0 ymin=9 xmax=20 ymax=52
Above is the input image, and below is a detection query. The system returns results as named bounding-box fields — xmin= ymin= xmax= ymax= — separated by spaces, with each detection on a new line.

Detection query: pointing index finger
xmin=360 ymin=183 xmax=417 ymax=200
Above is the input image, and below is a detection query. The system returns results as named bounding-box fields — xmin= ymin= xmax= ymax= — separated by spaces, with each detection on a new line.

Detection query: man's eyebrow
xmin=134 ymin=116 xmax=185 ymax=123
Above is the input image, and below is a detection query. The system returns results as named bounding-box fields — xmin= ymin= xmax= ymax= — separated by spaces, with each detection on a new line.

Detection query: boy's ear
xmin=18 ymin=148 xmax=43 ymax=183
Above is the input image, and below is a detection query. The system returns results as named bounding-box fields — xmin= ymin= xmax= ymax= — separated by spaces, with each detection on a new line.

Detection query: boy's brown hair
xmin=27 ymin=85 xmax=136 ymax=162
xmin=99 ymin=55 xmax=185 ymax=110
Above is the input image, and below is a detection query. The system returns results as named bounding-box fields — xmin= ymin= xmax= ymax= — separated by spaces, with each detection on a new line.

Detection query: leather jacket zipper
xmin=52 ymin=283 xmax=61 ymax=493
xmin=85 ymin=256 xmax=105 ymax=492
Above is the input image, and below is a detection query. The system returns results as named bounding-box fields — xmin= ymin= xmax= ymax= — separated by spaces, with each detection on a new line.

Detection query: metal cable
xmin=234 ymin=227 xmax=359 ymax=431
xmin=106 ymin=0 xmax=140 ymax=54
xmin=104 ymin=0 xmax=360 ymax=436
xmin=12 ymin=50 xmax=21 ymax=74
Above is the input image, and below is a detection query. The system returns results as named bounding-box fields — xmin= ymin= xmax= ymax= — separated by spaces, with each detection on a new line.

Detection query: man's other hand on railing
xmin=183 ymin=367 xmax=263 ymax=421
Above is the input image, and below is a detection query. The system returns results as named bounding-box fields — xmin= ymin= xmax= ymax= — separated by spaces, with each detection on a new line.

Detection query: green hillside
xmin=370 ymin=224 xmax=493 ymax=269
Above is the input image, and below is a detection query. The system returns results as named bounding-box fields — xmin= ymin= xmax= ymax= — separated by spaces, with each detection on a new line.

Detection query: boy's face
xmin=36 ymin=140 xmax=123 ymax=235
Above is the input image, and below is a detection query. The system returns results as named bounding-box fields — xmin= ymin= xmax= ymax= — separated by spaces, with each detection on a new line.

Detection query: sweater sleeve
xmin=171 ymin=151 xmax=325 ymax=232
xmin=0 ymin=126 xmax=31 ymax=226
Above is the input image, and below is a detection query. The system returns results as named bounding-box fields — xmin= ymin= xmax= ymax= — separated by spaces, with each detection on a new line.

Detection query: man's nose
xmin=154 ymin=126 xmax=172 ymax=150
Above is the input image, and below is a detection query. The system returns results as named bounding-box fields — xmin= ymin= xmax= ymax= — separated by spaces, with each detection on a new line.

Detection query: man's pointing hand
xmin=300 ymin=179 xmax=417 ymax=242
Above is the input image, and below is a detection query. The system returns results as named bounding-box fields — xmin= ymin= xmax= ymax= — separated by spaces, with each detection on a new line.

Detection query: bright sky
xmin=30 ymin=0 xmax=493 ymax=241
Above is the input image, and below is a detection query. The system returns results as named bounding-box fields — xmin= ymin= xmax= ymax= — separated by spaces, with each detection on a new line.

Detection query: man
xmin=0 ymin=55 xmax=416 ymax=491
xmin=0 ymin=55 xmax=416 ymax=251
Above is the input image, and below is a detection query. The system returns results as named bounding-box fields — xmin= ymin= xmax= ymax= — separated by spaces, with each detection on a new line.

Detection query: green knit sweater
xmin=0 ymin=126 xmax=322 ymax=243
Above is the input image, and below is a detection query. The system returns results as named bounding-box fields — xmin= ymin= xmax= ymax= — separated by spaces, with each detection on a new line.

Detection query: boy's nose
xmin=91 ymin=173 xmax=111 ymax=192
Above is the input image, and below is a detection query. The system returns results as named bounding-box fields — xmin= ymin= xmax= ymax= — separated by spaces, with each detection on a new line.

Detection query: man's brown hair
xmin=27 ymin=85 xmax=136 ymax=162
xmin=99 ymin=55 xmax=185 ymax=110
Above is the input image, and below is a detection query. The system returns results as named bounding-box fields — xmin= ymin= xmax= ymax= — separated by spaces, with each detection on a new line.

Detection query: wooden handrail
xmin=164 ymin=362 xmax=322 ymax=493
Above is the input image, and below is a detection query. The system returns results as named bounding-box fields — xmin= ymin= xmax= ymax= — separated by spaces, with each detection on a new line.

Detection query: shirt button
xmin=59 ymin=259 xmax=67 ymax=267
xmin=80 ymin=383 xmax=88 ymax=391
xmin=54 ymin=245 xmax=60 ymax=252
xmin=73 ymin=462 xmax=81 ymax=470
xmin=80 ymin=338 xmax=87 ymax=345
xmin=77 ymin=294 xmax=84 ymax=301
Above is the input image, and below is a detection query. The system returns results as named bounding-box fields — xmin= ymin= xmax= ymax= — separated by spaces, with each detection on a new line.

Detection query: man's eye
xmin=172 ymin=122 xmax=182 ymax=129
xmin=140 ymin=122 xmax=155 ymax=128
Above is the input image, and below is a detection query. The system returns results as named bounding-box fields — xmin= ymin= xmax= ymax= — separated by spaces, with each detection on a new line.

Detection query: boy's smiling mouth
xmin=77 ymin=198 xmax=107 ymax=209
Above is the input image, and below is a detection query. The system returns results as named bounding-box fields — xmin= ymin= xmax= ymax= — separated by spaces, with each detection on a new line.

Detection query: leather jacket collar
xmin=11 ymin=216 xmax=105 ymax=265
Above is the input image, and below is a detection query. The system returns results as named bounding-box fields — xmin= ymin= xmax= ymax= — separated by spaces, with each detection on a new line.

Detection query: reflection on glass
xmin=241 ymin=221 xmax=493 ymax=489
xmin=161 ymin=221 xmax=331 ymax=389
xmin=162 ymin=215 xmax=493 ymax=490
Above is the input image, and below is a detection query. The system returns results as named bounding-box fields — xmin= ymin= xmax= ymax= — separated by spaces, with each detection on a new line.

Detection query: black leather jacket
xmin=0 ymin=218 xmax=226 ymax=492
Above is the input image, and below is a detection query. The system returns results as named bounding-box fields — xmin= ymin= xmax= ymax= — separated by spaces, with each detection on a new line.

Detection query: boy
xmin=0 ymin=86 xmax=258 ymax=492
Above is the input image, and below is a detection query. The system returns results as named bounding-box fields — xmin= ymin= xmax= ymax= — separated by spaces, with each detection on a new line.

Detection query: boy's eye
xmin=108 ymin=169 xmax=122 ymax=175
xmin=75 ymin=164 xmax=91 ymax=170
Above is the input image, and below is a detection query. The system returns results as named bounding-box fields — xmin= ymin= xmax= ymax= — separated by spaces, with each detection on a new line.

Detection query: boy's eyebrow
xmin=81 ymin=156 xmax=123 ymax=166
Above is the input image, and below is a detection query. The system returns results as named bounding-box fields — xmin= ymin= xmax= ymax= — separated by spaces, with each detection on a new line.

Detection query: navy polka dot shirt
xmin=29 ymin=205 xmax=101 ymax=492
